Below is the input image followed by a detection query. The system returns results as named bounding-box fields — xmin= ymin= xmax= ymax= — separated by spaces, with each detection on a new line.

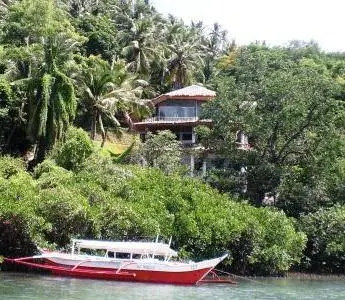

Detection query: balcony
xmin=142 ymin=116 xmax=199 ymax=123
xmin=133 ymin=116 xmax=212 ymax=131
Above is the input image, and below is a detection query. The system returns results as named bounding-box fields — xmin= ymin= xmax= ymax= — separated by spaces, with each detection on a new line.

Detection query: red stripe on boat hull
xmin=50 ymin=266 xmax=212 ymax=285
xmin=5 ymin=259 xmax=212 ymax=285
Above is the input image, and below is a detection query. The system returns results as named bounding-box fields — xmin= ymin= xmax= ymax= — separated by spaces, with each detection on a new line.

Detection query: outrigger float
xmin=5 ymin=238 xmax=236 ymax=285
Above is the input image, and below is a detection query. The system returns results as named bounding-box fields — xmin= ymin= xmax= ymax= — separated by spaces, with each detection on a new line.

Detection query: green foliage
xmin=236 ymin=207 xmax=306 ymax=275
xmin=194 ymin=125 xmax=212 ymax=145
xmin=97 ymin=198 xmax=163 ymax=240
xmin=79 ymin=56 xmax=150 ymax=145
xmin=2 ymin=0 xmax=83 ymax=161
xmin=205 ymin=45 xmax=345 ymax=208
xmin=2 ymin=0 xmax=82 ymax=45
xmin=0 ymin=168 xmax=43 ymax=257
xmin=52 ymin=127 xmax=94 ymax=171
xmin=0 ymin=155 xmax=305 ymax=275
xmin=0 ymin=213 xmax=39 ymax=258
xmin=0 ymin=0 xmax=345 ymax=276
xmin=76 ymin=14 xmax=118 ymax=61
xmin=26 ymin=53 xmax=78 ymax=160
xmin=0 ymin=77 xmax=22 ymax=152
xmin=276 ymin=166 xmax=333 ymax=217
xmin=0 ymin=155 xmax=25 ymax=179
xmin=37 ymin=186 xmax=93 ymax=247
xmin=33 ymin=159 xmax=74 ymax=189
xmin=110 ymin=141 xmax=135 ymax=163
xmin=298 ymin=206 xmax=345 ymax=273
xmin=112 ymin=166 xmax=306 ymax=275
xmin=138 ymin=130 xmax=183 ymax=175
xmin=163 ymin=29 xmax=205 ymax=88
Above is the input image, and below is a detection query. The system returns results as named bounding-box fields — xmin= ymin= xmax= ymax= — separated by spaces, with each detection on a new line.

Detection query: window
xmin=158 ymin=100 xmax=197 ymax=119
xmin=107 ymin=251 xmax=115 ymax=258
xmin=116 ymin=252 xmax=130 ymax=259
xmin=181 ymin=133 xmax=193 ymax=141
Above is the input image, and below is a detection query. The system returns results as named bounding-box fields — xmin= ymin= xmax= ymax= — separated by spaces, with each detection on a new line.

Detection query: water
xmin=1 ymin=272 xmax=345 ymax=300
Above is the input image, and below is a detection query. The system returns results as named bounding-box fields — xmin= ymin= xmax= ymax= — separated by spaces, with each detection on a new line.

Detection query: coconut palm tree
xmin=1 ymin=0 xmax=84 ymax=162
xmin=80 ymin=56 xmax=151 ymax=147
xmin=201 ymin=23 xmax=228 ymax=82
xmin=121 ymin=16 xmax=157 ymax=77
xmin=26 ymin=33 xmax=79 ymax=161
xmin=163 ymin=28 xmax=204 ymax=89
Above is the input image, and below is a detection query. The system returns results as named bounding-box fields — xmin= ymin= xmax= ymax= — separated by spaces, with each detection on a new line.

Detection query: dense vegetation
xmin=0 ymin=139 xmax=306 ymax=275
xmin=1 ymin=0 xmax=345 ymax=275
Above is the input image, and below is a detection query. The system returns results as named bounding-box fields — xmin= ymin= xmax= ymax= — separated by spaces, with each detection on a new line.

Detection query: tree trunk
xmin=124 ymin=111 xmax=134 ymax=132
xmin=29 ymin=137 xmax=47 ymax=170
xmin=98 ymin=114 xmax=106 ymax=148
xmin=91 ymin=109 xmax=97 ymax=140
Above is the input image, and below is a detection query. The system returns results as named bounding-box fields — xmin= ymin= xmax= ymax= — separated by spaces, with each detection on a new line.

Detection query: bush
xmin=97 ymin=199 xmax=164 ymax=240
xmin=0 ymin=154 xmax=307 ymax=275
xmin=298 ymin=205 xmax=345 ymax=273
xmin=138 ymin=130 xmax=183 ymax=175
xmin=108 ymin=166 xmax=306 ymax=275
xmin=231 ymin=207 xmax=306 ymax=275
xmin=52 ymin=127 xmax=94 ymax=171
xmin=33 ymin=159 xmax=74 ymax=189
xmin=0 ymin=213 xmax=39 ymax=258
xmin=37 ymin=187 xmax=94 ymax=247
xmin=0 ymin=155 xmax=26 ymax=179
xmin=0 ymin=170 xmax=43 ymax=257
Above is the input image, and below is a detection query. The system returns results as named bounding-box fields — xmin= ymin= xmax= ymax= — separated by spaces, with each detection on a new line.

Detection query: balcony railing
xmin=142 ymin=117 xmax=199 ymax=123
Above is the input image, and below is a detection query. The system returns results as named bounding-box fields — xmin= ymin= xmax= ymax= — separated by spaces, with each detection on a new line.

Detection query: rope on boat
xmin=214 ymin=268 xmax=266 ymax=285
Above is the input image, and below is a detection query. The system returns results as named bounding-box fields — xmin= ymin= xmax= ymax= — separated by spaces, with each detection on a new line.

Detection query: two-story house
xmin=133 ymin=85 xmax=216 ymax=175
xmin=133 ymin=84 xmax=251 ymax=176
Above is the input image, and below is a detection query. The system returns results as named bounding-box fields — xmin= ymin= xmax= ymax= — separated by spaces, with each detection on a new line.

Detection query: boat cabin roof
xmin=73 ymin=239 xmax=178 ymax=257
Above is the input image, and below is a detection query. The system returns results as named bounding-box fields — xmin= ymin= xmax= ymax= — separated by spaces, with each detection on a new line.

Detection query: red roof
xmin=151 ymin=85 xmax=216 ymax=105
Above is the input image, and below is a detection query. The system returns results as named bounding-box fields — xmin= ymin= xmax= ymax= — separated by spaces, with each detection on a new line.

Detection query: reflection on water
xmin=1 ymin=272 xmax=345 ymax=300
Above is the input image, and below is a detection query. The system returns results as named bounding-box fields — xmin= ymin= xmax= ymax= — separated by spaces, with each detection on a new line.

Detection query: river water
xmin=1 ymin=272 xmax=345 ymax=299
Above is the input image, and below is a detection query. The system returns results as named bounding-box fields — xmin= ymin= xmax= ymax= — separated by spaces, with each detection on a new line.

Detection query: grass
xmin=93 ymin=131 xmax=137 ymax=156
xmin=94 ymin=140 xmax=129 ymax=155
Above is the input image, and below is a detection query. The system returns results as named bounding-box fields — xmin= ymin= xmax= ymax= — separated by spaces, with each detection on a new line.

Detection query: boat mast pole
xmin=71 ymin=239 xmax=76 ymax=257
xmin=153 ymin=234 xmax=159 ymax=259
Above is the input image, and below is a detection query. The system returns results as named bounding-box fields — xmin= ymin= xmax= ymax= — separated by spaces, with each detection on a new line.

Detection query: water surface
xmin=1 ymin=272 xmax=345 ymax=299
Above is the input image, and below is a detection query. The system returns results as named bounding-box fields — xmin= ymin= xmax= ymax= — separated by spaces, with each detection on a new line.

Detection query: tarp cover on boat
xmin=73 ymin=239 xmax=178 ymax=257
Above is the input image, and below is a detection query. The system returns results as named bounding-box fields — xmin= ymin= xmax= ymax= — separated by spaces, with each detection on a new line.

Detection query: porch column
xmin=190 ymin=154 xmax=195 ymax=177
xmin=202 ymin=159 xmax=207 ymax=177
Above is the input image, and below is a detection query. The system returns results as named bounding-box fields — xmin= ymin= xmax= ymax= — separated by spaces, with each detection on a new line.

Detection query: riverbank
xmin=285 ymin=272 xmax=345 ymax=280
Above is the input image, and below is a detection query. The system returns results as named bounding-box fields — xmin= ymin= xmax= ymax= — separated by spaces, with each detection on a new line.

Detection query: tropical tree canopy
xmin=1 ymin=0 xmax=345 ymax=276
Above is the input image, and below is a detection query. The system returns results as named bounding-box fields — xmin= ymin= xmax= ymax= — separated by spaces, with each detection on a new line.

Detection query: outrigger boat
xmin=5 ymin=238 xmax=234 ymax=285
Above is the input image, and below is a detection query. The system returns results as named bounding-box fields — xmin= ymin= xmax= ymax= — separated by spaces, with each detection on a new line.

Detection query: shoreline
xmin=284 ymin=272 xmax=345 ymax=280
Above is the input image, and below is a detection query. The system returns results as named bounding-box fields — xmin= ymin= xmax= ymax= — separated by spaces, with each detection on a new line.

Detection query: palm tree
xmin=201 ymin=23 xmax=228 ymax=82
xmin=121 ymin=16 xmax=157 ymax=77
xmin=26 ymin=33 xmax=79 ymax=161
xmin=60 ymin=0 xmax=100 ymax=17
xmin=163 ymin=28 xmax=204 ymax=89
xmin=81 ymin=56 xmax=151 ymax=147
xmin=1 ymin=0 xmax=85 ymax=162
